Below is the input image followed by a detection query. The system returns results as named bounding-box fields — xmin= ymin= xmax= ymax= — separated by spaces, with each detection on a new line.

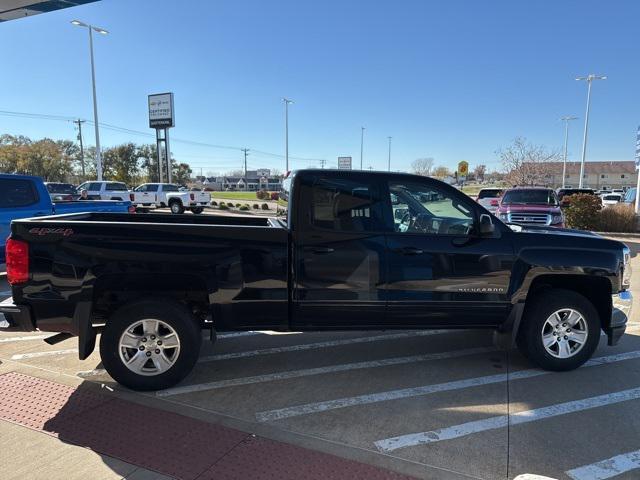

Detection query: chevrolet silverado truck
xmin=129 ymin=183 xmax=211 ymax=214
xmin=0 ymin=170 xmax=632 ymax=391
xmin=1 ymin=174 xmax=134 ymax=262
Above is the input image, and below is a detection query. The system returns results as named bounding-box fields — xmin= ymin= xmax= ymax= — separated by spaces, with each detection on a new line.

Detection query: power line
xmin=0 ymin=109 xmax=327 ymax=163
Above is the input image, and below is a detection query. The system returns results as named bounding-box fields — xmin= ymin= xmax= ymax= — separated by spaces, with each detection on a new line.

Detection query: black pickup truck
xmin=1 ymin=170 xmax=632 ymax=390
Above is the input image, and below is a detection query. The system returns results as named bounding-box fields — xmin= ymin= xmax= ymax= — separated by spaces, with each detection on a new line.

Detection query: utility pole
xmin=241 ymin=148 xmax=250 ymax=190
xmin=319 ymin=159 xmax=326 ymax=169
xmin=560 ymin=116 xmax=578 ymax=188
xmin=282 ymin=98 xmax=294 ymax=172
xmin=360 ymin=127 xmax=365 ymax=170
xmin=575 ymin=74 xmax=607 ymax=188
xmin=387 ymin=136 xmax=392 ymax=172
xmin=74 ymin=119 xmax=86 ymax=179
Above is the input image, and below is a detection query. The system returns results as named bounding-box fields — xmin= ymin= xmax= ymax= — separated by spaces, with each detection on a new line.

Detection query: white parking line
xmin=0 ymin=334 xmax=51 ymax=343
xmin=566 ymin=449 xmax=640 ymax=480
xmin=256 ymin=350 xmax=640 ymax=422
xmin=375 ymin=386 xmax=640 ymax=452
xmin=157 ymin=346 xmax=495 ymax=397
xmin=11 ymin=348 xmax=78 ymax=360
xmin=198 ymin=330 xmax=448 ymax=363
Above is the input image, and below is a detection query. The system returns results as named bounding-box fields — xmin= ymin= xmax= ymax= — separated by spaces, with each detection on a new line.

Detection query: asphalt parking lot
xmin=1 ymin=236 xmax=640 ymax=480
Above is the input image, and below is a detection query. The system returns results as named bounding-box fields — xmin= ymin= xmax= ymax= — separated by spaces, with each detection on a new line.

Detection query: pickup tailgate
xmin=54 ymin=200 xmax=132 ymax=214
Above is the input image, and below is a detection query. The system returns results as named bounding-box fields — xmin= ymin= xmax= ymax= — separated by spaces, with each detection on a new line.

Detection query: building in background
xmin=547 ymin=161 xmax=637 ymax=189
xmin=205 ymin=170 xmax=282 ymax=191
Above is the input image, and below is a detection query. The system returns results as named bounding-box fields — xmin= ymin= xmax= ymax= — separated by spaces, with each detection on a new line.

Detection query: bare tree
xmin=498 ymin=137 xmax=560 ymax=186
xmin=432 ymin=165 xmax=452 ymax=179
xmin=473 ymin=164 xmax=487 ymax=182
xmin=411 ymin=157 xmax=434 ymax=176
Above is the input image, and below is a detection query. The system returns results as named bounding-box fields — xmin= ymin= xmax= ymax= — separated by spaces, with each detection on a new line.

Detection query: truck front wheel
xmin=169 ymin=200 xmax=184 ymax=214
xmin=100 ymin=298 xmax=201 ymax=391
xmin=517 ymin=289 xmax=600 ymax=371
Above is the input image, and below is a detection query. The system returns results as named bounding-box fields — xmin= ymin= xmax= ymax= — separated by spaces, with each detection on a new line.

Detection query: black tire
xmin=160 ymin=202 xmax=167 ymax=208
xmin=169 ymin=200 xmax=184 ymax=214
xmin=517 ymin=289 xmax=600 ymax=371
xmin=100 ymin=298 xmax=202 ymax=391
xmin=191 ymin=207 xmax=204 ymax=214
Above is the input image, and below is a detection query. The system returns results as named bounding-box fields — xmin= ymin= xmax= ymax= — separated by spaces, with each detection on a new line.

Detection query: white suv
xmin=77 ymin=181 xmax=130 ymax=200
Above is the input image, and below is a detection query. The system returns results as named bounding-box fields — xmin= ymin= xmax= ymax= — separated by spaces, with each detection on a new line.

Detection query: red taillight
xmin=190 ymin=193 xmax=195 ymax=201
xmin=6 ymin=238 xmax=29 ymax=285
xmin=127 ymin=205 xmax=136 ymax=214
xmin=129 ymin=193 xmax=135 ymax=201
xmin=490 ymin=199 xmax=499 ymax=206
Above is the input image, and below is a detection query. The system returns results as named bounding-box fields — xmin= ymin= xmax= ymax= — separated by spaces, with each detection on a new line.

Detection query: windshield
xmin=603 ymin=194 xmax=621 ymax=201
xmin=501 ymin=189 xmax=558 ymax=206
xmin=46 ymin=183 xmax=75 ymax=194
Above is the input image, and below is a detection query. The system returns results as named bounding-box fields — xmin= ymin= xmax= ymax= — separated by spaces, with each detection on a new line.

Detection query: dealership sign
xmin=148 ymin=93 xmax=175 ymax=128
xmin=338 ymin=156 xmax=352 ymax=170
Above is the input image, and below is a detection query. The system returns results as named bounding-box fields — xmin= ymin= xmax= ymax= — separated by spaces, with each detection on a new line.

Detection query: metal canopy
xmin=0 ymin=0 xmax=100 ymax=22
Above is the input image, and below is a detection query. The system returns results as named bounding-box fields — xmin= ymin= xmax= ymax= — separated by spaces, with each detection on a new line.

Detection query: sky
xmin=0 ymin=0 xmax=639 ymax=175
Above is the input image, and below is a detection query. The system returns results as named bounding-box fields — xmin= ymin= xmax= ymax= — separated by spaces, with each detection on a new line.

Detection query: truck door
xmin=383 ymin=177 xmax=514 ymax=327
xmin=292 ymin=172 xmax=388 ymax=328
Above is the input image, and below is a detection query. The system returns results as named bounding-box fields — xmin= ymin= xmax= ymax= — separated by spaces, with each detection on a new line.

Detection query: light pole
xmin=576 ymin=74 xmax=606 ymax=188
xmin=560 ymin=116 xmax=578 ymax=188
xmin=360 ymin=127 xmax=365 ymax=170
xmin=71 ymin=20 xmax=108 ymax=181
xmin=282 ymin=98 xmax=294 ymax=172
xmin=387 ymin=136 xmax=392 ymax=172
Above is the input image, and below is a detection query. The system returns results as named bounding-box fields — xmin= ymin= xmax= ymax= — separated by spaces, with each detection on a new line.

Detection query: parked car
xmin=129 ymin=183 xmax=211 ymax=214
xmin=44 ymin=182 xmax=77 ymax=201
xmin=76 ymin=181 xmax=130 ymax=200
xmin=556 ymin=188 xmax=596 ymax=206
xmin=601 ymin=193 xmax=623 ymax=206
xmin=0 ymin=174 xmax=134 ymax=261
xmin=1 ymin=170 xmax=631 ymax=391
xmin=475 ymin=188 xmax=503 ymax=213
xmin=497 ymin=187 xmax=564 ymax=227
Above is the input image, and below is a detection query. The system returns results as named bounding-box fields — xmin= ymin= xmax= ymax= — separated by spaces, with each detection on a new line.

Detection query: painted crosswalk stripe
xmin=256 ymin=350 xmax=640 ymax=422
xmin=0 ymin=334 xmax=52 ymax=343
xmin=11 ymin=348 xmax=78 ymax=360
xmin=566 ymin=449 xmax=640 ymax=480
xmin=375 ymin=386 xmax=640 ymax=452
xmin=157 ymin=346 xmax=495 ymax=397
xmin=198 ymin=330 xmax=447 ymax=363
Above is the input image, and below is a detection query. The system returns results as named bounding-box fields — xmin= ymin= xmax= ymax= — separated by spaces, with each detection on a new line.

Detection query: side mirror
xmin=479 ymin=213 xmax=495 ymax=236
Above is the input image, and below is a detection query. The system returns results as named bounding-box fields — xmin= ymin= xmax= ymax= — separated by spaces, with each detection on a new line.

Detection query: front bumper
xmin=0 ymin=297 xmax=35 ymax=331
xmin=607 ymin=291 xmax=632 ymax=346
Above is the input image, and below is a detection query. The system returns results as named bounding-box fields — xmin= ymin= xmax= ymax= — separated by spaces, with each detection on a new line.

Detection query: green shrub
xmin=564 ymin=194 xmax=601 ymax=230
xmin=261 ymin=203 xmax=270 ymax=210
xmin=218 ymin=203 xmax=229 ymax=210
xmin=253 ymin=203 xmax=259 ymax=209
xmin=210 ymin=201 xmax=218 ymax=206
xmin=226 ymin=202 xmax=235 ymax=208
xmin=239 ymin=205 xmax=249 ymax=211
xmin=598 ymin=203 xmax=637 ymax=232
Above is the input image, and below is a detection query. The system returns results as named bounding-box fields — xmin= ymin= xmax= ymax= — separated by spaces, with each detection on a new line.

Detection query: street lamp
xmin=282 ymin=98 xmax=294 ymax=172
xmin=360 ymin=127 xmax=365 ymax=170
xmin=71 ymin=20 xmax=108 ymax=181
xmin=560 ymin=116 xmax=578 ymax=188
xmin=387 ymin=136 xmax=392 ymax=172
xmin=575 ymin=74 xmax=606 ymax=188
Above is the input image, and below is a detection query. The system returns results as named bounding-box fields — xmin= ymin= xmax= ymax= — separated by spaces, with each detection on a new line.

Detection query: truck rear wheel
xmin=169 ymin=200 xmax=184 ymax=214
xmin=517 ymin=289 xmax=600 ymax=371
xmin=100 ymin=298 xmax=201 ymax=391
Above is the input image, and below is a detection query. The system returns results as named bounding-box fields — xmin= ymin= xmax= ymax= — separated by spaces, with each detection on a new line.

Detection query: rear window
xmin=146 ymin=184 xmax=160 ymax=192
xmin=106 ymin=182 xmax=128 ymax=191
xmin=0 ymin=179 xmax=38 ymax=208
xmin=603 ymin=195 xmax=621 ymax=201
xmin=477 ymin=189 xmax=502 ymax=199
xmin=501 ymin=189 xmax=558 ymax=206
xmin=162 ymin=184 xmax=179 ymax=192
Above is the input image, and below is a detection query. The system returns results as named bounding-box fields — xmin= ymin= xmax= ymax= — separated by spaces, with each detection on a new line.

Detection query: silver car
xmin=476 ymin=188 xmax=503 ymax=213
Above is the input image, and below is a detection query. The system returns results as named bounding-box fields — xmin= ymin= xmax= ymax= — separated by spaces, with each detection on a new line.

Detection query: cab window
xmin=388 ymin=180 xmax=474 ymax=235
